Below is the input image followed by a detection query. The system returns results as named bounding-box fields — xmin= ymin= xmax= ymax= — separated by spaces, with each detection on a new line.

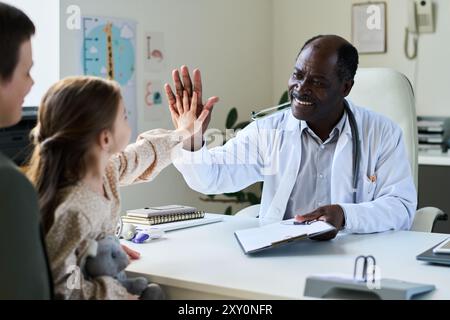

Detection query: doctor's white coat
xmin=173 ymin=100 xmax=417 ymax=234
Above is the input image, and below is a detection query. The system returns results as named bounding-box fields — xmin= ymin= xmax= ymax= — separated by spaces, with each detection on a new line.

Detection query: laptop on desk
xmin=417 ymin=238 xmax=450 ymax=266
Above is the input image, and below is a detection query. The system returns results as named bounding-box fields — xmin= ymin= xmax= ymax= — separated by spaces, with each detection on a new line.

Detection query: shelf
xmin=419 ymin=151 xmax=450 ymax=166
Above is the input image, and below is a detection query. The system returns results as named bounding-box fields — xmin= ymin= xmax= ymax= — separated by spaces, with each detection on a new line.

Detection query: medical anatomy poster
xmin=80 ymin=16 xmax=138 ymax=139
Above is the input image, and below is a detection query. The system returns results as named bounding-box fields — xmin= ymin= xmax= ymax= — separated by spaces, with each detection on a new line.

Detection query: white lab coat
xmin=173 ymin=100 xmax=417 ymax=233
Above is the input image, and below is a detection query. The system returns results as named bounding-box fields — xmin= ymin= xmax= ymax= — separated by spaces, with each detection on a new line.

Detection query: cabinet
xmin=418 ymin=152 xmax=450 ymax=234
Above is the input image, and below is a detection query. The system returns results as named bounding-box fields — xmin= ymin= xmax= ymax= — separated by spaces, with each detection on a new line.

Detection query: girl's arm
xmin=109 ymin=91 xmax=212 ymax=186
xmin=108 ymin=128 xmax=184 ymax=186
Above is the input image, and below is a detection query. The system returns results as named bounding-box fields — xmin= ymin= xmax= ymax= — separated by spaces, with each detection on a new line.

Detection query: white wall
xmin=21 ymin=0 xmax=449 ymax=213
xmin=273 ymin=0 xmax=450 ymax=116
xmin=3 ymin=0 xmax=60 ymax=107
xmin=59 ymin=0 xmax=273 ymax=213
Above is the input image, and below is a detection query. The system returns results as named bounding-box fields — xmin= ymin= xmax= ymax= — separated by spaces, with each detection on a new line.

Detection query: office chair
xmin=350 ymin=68 xmax=446 ymax=232
xmin=0 ymin=158 xmax=53 ymax=300
xmin=236 ymin=68 xmax=446 ymax=233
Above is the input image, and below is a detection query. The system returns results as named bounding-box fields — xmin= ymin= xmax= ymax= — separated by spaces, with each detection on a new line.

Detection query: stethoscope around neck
xmin=252 ymin=100 xmax=361 ymax=204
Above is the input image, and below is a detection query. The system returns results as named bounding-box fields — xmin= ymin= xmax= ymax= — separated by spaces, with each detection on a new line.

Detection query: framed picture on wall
xmin=352 ymin=2 xmax=387 ymax=54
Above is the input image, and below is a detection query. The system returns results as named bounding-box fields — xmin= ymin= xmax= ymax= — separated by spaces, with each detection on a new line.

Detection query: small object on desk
xmin=125 ymin=228 xmax=165 ymax=244
xmin=132 ymin=232 xmax=150 ymax=244
xmin=127 ymin=205 xmax=199 ymax=217
xmin=433 ymin=237 xmax=450 ymax=254
xmin=135 ymin=213 xmax=223 ymax=233
xmin=120 ymin=223 xmax=137 ymax=241
xmin=353 ymin=255 xmax=376 ymax=282
xmin=281 ymin=219 xmax=318 ymax=225
xmin=234 ymin=219 xmax=335 ymax=254
xmin=120 ymin=214 xmax=223 ymax=239
xmin=122 ymin=205 xmax=205 ymax=226
xmin=304 ymin=255 xmax=435 ymax=300
xmin=137 ymin=228 xmax=165 ymax=240
xmin=417 ymin=238 xmax=450 ymax=265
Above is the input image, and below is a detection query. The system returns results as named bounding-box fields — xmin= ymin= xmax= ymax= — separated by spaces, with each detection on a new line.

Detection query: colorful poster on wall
xmin=144 ymin=79 xmax=168 ymax=122
xmin=80 ymin=16 xmax=138 ymax=139
xmin=145 ymin=32 xmax=166 ymax=73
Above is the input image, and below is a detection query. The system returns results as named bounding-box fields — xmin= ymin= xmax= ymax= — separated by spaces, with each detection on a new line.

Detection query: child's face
xmin=0 ymin=39 xmax=34 ymax=128
xmin=110 ymin=99 xmax=131 ymax=153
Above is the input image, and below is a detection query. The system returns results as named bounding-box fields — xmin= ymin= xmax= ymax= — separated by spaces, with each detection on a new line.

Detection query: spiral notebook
xmin=135 ymin=213 xmax=224 ymax=232
xmin=122 ymin=205 xmax=205 ymax=226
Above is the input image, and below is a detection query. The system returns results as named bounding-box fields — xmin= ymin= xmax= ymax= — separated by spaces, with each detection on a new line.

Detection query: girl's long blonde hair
xmin=27 ymin=76 xmax=122 ymax=234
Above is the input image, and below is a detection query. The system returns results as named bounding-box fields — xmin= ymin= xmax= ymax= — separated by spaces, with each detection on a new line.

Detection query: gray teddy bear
xmin=83 ymin=235 xmax=165 ymax=300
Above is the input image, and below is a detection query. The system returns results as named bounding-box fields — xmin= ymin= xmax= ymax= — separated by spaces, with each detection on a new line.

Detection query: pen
xmin=296 ymin=219 xmax=319 ymax=225
xmin=281 ymin=219 xmax=318 ymax=225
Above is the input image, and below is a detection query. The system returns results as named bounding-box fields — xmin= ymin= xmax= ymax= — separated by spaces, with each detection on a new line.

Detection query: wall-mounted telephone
xmin=405 ymin=0 xmax=435 ymax=59
xmin=408 ymin=0 xmax=435 ymax=34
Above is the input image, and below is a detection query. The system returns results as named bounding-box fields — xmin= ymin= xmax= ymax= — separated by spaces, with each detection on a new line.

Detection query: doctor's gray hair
xmin=297 ymin=35 xmax=359 ymax=82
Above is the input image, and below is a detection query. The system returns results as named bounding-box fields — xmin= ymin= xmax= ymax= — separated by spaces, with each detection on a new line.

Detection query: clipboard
xmin=234 ymin=220 xmax=336 ymax=254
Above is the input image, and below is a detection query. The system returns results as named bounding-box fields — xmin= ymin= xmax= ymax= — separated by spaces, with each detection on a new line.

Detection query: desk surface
xmin=125 ymin=215 xmax=450 ymax=300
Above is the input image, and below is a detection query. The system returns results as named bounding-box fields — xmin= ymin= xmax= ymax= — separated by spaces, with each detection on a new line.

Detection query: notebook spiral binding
xmin=121 ymin=211 xmax=205 ymax=226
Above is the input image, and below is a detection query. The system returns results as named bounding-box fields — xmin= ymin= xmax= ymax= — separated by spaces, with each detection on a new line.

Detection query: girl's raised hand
xmin=175 ymin=91 xmax=211 ymax=142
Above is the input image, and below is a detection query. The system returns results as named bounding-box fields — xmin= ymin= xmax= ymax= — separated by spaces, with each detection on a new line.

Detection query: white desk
xmin=124 ymin=215 xmax=450 ymax=300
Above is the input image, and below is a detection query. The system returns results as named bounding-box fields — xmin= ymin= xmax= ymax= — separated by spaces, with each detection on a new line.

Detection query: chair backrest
xmin=348 ymin=68 xmax=418 ymax=188
xmin=235 ymin=204 xmax=260 ymax=218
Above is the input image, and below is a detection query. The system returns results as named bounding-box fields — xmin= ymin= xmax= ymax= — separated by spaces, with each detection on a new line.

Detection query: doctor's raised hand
xmin=165 ymin=66 xmax=219 ymax=151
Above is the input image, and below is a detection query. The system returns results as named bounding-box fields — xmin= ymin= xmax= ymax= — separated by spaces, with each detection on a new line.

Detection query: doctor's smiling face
xmin=288 ymin=35 xmax=358 ymax=134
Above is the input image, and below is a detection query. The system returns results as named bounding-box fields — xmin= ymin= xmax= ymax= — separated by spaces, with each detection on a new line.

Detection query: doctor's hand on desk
xmin=295 ymin=205 xmax=345 ymax=241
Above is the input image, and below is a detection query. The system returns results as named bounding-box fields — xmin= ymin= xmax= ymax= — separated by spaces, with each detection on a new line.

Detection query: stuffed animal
xmin=83 ymin=235 xmax=165 ymax=300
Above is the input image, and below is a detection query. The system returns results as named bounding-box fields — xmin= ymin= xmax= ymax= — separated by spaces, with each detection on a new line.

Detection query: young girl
xmin=27 ymin=76 xmax=208 ymax=300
